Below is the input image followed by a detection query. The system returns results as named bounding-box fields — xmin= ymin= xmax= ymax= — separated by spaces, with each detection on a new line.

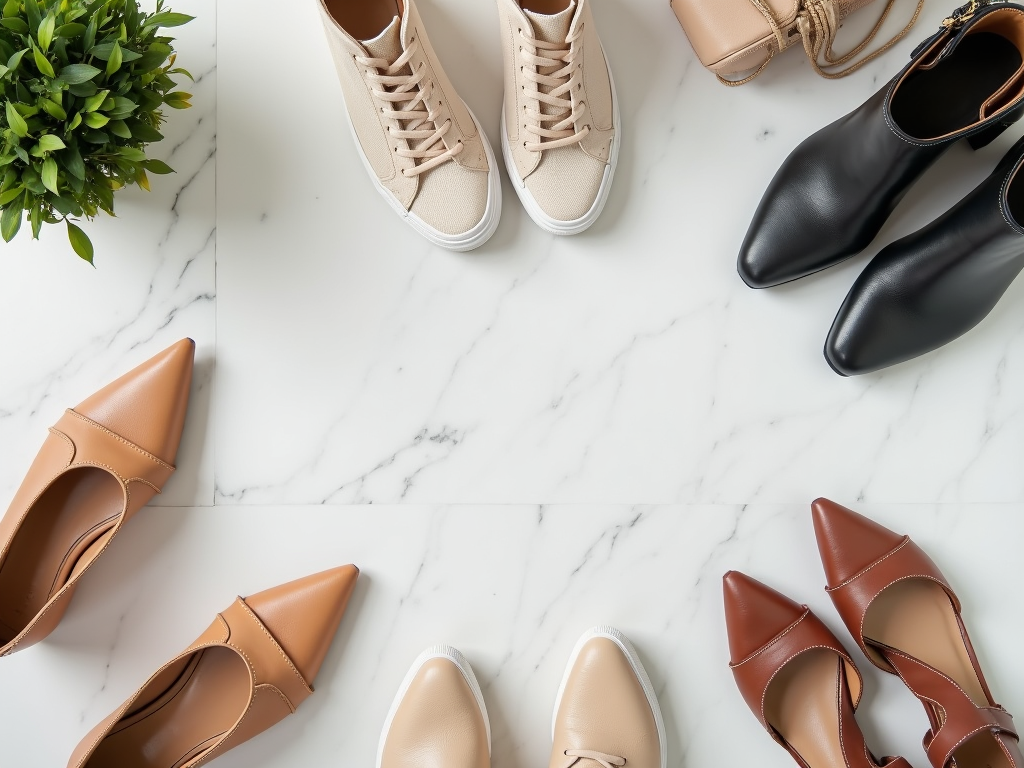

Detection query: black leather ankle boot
xmin=738 ymin=0 xmax=1024 ymax=289
xmin=825 ymin=133 xmax=1024 ymax=375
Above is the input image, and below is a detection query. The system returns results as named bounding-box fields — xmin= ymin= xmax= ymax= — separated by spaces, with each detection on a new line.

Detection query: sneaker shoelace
xmin=561 ymin=749 xmax=626 ymax=768
xmin=356 ymin=38 xmax=464 ymax=178
xmin=519 ymin=24 xmax=590 ymax=152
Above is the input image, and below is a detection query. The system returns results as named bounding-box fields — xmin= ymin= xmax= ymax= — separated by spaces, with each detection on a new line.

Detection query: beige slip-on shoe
xmin=317 ymin=0 xmax=501 ymax=252
xmin=378 ymin=646 xmax=491 ymax=768
xmin=550 ymin=627 xmax=666 ymax=768
xmin=497 ymin=0 xmax=619 ymax=235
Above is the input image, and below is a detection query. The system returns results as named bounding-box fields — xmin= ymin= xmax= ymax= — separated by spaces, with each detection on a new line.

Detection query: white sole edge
xmin=552 ymin=626 xmax=667 ymax=768
xmin=341 ymin=97 xmax=502 ymax=252
xmin=376 ymin=645 xmax=491 ymax=768
xmin=502 ymin=46 xmax=621 ymax=237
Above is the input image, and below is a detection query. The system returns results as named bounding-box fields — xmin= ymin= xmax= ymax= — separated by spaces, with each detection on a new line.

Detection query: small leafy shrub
xmin=0 ymin=0 xmax=194 ymax=263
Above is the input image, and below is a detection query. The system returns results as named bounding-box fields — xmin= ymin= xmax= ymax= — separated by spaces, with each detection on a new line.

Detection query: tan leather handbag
xmin=671 ymin=0 xmax=926 ymax=85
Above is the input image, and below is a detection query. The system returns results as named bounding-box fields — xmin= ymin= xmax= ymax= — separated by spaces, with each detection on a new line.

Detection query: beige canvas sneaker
xmin=318 ymin=0 xmax=501 ymax=251
xmin=496 ymin=0 xmax=619 ymax=235
xmin=550 ymin=628 xmax=666 ymax=768
xmin=378 ymin=646 xmax=491 ymax=768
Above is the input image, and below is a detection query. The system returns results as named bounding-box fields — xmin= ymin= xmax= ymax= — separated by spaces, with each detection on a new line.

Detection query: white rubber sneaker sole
xmin=552 ymin=626 xmax=668 ymax=768
xmin=341 ymin=102 xmax=502 ymax=252
xmin=502 ymin=52 xmax=620 ymax=237
xmin=376 ymin=645 xmax=491 ymax=768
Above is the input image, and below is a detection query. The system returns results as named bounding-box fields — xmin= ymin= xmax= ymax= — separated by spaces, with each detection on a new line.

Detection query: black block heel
xmin=968 ymin=120 xmax=1013 ymax=150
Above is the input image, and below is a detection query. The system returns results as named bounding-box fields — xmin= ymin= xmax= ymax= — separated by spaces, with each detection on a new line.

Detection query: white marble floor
xmin=2 ymin=0 xmax=1024 ymax=766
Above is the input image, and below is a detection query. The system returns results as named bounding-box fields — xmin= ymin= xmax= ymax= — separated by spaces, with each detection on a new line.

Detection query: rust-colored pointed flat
xmin=67 ymin=565 xmax=359 ymax=768
xmin=724 ymin=571 xmax=911 ymax=768
xmin=812 ymin=499 xmax=1021 ymax=768
xmin=0 ymin=339 xmax=195 ymax=657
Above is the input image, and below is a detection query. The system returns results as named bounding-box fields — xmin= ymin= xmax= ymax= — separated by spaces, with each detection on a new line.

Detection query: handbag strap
xmin=718 ymin=0 xmax=925 ymax=85
xmin=801 ymin=0 xmax=926 ymax=79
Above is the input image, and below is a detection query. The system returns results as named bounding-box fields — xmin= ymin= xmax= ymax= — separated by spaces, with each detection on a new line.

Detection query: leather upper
xmin=380 ymin=654 xmax=490 ymax=768
xmin=724 ymin=571 xmax=912 ymax=768
xmin=812 ymin=500 xmax=1021 ymax=768
xmin=738 ymin=3 xmax=1024 ymax=289
xmin=67 ymin=565 xmax=359 ymax=768
xmin=825 ymin=134 xmax=1024 ymax=374
xmin=0 ymin=340 xmax=194 ymax=657
xmin=549 ymin=634 xmax=661 ymax=768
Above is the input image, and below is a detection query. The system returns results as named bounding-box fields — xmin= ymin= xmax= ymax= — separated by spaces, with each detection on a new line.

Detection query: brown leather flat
xmin=813 ymin=499 xmax=1022 ymax=768
xmin=724 ymin=571 xmax=912 ymax=768
xmin=67 ymin=564 xmax=359 ymax=768
xmin=0 ymin=339 xmax=195 ymax=657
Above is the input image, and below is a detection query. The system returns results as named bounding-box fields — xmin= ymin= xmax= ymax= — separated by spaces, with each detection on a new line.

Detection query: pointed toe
xmin=811 ymin=499 xmax=904 ymax=587
xmin=74 ymin=339 xmax=195 ymax=464
xmin=244 ymin=564 xmax=359 ymax=685
xmin=723 ymin=571 xmax=806 ymax=663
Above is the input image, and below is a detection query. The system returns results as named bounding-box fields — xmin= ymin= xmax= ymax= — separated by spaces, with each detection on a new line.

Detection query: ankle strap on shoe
xmin=876 ymin=642 xmax=1018 ymax=768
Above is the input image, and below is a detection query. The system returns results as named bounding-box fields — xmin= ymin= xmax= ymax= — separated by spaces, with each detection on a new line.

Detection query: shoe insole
xmin=0 ymin=468 xmax=123 ymax=644
xmin=84 ymin=647 xmax=250 ymax=768
xmin=891 ymin=32 xmax=1023 ymax=140
xmin=521 ymin=0 xmax=573 ymax=14
xmin=325 ymin=0 xmax=401 ymax=41
xmin=764 ymin=649 xmax=847 ymax=768
xmin=864 ymin=580 xmax=1012 ymax=768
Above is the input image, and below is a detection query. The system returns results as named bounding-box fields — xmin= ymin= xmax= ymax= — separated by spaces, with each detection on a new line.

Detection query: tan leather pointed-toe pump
xmin=0 ymin=339 xmax=195 ymax=657
xmin=812 ymin=499 xmax=1022 ymax=768
xmin=724 ymin=571 xmax=912 ymax=768
xmin=67 ymin=564 xmax=359 ymax=768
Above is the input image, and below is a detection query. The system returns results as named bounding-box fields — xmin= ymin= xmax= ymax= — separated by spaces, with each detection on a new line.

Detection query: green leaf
xmin=82 ymin=16 xmax=96 ymax=51
xmin=145 ymin=11 xmax=194 ymax=28
xmin=68 ymin=81 xmax=97 ymax=97
xmin=58 ymin=63 xmax=100 ymax=84
xmin=107 ymin=118 xmax=130 ymax=138
xmin=105 ymin=41 xmax=122 ymax=75
xmin=13 ymin=145 xmax=28 ymax=163
xmin=67 ymin=111 xmax=81 ymax=130
xmin=1 ymin=200 xmax=21 ymax=241
xmin=1 ymin=0 xmax=18 ymax=18
xmin=35 ymin=134 xmax=64 ymax=152
xmin=30 ymin=204 xmax=41 ymax=238
xmin=49 ymin=194 xmax=76 ymax=216
xmin=67 ymin=221 xmax=93 ymax=263
xmin=24 ymin=0 xmax=40 ymax=35
xmin=5 ymin=101 xmax=27 ymax=137
xmin=0 ymin=185 xmax=21 ymax=205
xmin=117 ymin=146 xmax=145 ymax=162
xmin=55 ymin=23 xmax=87 ymax=38
xmin=37 ymin=13 xmax=54 ymax=52
xmin=168 ymin=67 xmax=194 ymax=82
xmin=32 ymin=47 xmax=54 ymax=78
xmin=63 ymin=143 xmax=84 ymax=179
xmin=163 ymin=91 xmax=191 ymax=109
xmin=82 ymin=88 xmax=108 ymax=112
xmin=124 ymin=119 xmax=162 ymax=142
xmin=40 ymin=99 xmax=66 ymax=120
xmin=0 ymin=17 xmax=28 ymax=32
xmin=81 ymin=128 xmax=107 ymax=143
xmin=144 ymin=158 xmax=174 ymax=174
xmin=41 ymin=156 xmax=57 ymax=194
xmin=82 ymin=111 xmax=108 ymax=128
xmin=6 ymin=49 xmax=25 ymax=72
xmin=133 ymin=49 xmax=167 ymax=73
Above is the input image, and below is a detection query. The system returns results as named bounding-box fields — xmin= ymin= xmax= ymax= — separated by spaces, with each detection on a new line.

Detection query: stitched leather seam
xmin=826 ymin=537 xmax=910 ymax=590
xmin=730 ymin=609 xmax=810 ymax=667
xmin=65 ymin=409 xmax=174 ymax=470
xmin=757 ymin=644 xmax=852 ymax=726
xmin=234 ymin=599 xmax=313 ymax=693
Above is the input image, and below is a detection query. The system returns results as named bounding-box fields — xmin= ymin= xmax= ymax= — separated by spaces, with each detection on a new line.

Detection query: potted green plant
xmin=0 ymin=0 xmax=193 ymax=263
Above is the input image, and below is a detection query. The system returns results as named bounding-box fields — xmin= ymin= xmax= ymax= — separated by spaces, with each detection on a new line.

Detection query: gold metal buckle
xmin=942 ymin=0 xmax=980 ymax=28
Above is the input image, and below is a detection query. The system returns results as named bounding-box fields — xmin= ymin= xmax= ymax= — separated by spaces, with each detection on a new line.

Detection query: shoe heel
xmin=968 ymin=121 xmax=1011 ymax=150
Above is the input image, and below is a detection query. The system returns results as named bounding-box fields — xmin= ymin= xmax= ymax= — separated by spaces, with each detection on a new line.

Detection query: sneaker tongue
xmin=361 ymin=15 xmax=403 ymax=61
xmin=524 ymin=1 xmax=575 ymax=44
